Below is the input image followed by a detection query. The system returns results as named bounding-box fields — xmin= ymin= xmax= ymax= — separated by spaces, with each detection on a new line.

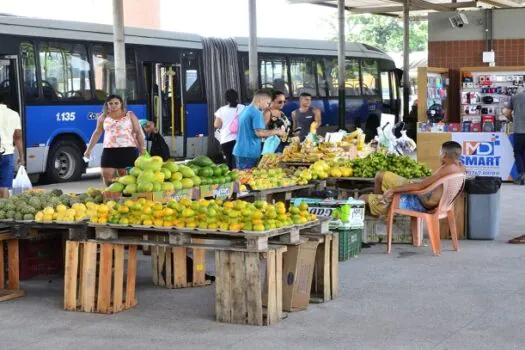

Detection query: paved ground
xmin=1 ymin=181 xmax=524 ymax=350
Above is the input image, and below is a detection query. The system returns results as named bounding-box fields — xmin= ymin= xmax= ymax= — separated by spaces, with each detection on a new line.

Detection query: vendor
xmin=139 ymin=119 xmax=170 ymax=161
xmin=292 ymin=93 xmax=321 ymax=141
xmin=361 ymin=141 xmax=465 ymax=216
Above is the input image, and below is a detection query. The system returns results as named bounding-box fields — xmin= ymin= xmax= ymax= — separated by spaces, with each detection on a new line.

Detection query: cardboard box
xmin=198 ymin=181 xmax=239 ymax=200
xmin=292 ymin=198 xmax=365 ymax=229
xmin=282 ymin=240 xmax=319 ymax=312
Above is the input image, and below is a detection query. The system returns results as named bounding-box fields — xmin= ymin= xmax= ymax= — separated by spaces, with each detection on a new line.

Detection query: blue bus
xmin=0 ymin=16 xmax=400 ymax=183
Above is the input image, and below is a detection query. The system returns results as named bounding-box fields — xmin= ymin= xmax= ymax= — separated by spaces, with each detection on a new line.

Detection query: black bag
xmin=148 ymin=133 xmax=171 ymax=161
xmin=465 ymin=176 xmax=501 ymax=194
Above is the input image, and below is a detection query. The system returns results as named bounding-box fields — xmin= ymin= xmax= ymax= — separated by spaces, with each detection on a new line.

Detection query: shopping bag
xmin=262 ymin=135 xmax=280 ymax=155
xmin=12 ymin=165 xmax=32 ymax=195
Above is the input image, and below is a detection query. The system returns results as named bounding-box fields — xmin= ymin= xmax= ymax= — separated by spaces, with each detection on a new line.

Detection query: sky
xmin=0 ymin=0 xmax=337 ymax=40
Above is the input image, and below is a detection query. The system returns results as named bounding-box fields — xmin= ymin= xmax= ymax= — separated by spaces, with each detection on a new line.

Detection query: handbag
xmin=229 ymin=106 xmax=241 ymax=134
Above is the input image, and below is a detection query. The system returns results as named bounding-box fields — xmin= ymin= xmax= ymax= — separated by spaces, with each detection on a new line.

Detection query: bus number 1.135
xmin=56 ymin=112 xmax=76 ymax=121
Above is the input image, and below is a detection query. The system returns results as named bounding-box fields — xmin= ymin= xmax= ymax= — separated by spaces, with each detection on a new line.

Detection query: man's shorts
xmin=0 ymin=154 xmax=14 ymax=188
xmin=367 ymin=171 xmax=427 ymax=216
xmin=235 ymin=156 xmax=258 ymax=170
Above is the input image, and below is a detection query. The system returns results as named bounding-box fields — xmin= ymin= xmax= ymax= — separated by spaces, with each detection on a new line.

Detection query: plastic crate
xmin=19 ymin=237 xmax=64 ymax=280
xmin=338 ymin=227 xmax=362 ymax=261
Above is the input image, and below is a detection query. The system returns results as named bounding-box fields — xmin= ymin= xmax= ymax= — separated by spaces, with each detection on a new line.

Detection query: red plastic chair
xmin=386 ymin=173 xmax=466 ymax=256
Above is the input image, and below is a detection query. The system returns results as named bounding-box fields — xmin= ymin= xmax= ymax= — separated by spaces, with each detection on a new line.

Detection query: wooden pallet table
xmin=0 ymin=231 xmax=24 ymax=302
xmin=90 ymin=219 xmax=328 ymax=252
xmin=326 ymin=177 xmax=375 ymax=199
xmin=301 ymin=231 xmax=339 ymax=303
xmin=63 ymin=240 xmax=138 ymax=314
xmin=5 ymin=221 xmax=94 ymax=241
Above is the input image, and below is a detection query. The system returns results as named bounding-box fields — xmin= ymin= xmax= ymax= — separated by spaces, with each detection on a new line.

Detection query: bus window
xmin=20 ymin=42 xmax=38 ymax=101
xmin=316 ymin=60 xmax=328 ymax=97
xmin=380 ymin=71 xmax=390 ymax=102
xmin=323 ymin=58 xmax=361 ymax=97
xmin=260 ymin=56 xmax=289 ymax=97
xmin=92 ymin=45 xmax=138 ymax=100
xmin=361 ymin=59 xmax=379 ymax=96
xmin=39 ymin=42 xmax=91 ymax=101
xmin=181 ymin=51 xmax=204 ymax=102
xmin=289 ymin=57 xmax=317 ymax=97
xmin=240 ymin=54 xmax=253 ymax=101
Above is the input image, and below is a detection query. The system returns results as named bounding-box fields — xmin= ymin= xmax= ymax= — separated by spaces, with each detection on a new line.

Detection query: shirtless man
xmin=362 ymin=141 xmax=466 ymax=216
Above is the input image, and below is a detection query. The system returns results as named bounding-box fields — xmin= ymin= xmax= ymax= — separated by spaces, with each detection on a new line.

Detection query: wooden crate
xmin=303 ymin=232 xmax=339 ymax=303
xmin=150 ymin=236 xmax=210 ymax=289
xmin=215 ymin=246 xmax=287 ymax=326
xmin=63 ymin=240 xmax=138 ymax=314
xmin=0 ymin=233 xmax=24 ymax=302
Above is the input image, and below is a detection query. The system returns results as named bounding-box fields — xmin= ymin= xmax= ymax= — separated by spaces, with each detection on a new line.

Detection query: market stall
xmin=417 ymin=66 xmax=522 ymax=180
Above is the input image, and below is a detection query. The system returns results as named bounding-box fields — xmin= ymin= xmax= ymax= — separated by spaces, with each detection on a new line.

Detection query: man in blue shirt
xmin=233 ymin=90 xmax=286 ymax=169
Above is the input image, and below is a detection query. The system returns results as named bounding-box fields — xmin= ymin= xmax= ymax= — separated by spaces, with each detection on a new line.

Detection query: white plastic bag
xmin=394 ymin=130 xmax=417 ymax=155
xmin=12 ymin=166 xmax=32 ymax=195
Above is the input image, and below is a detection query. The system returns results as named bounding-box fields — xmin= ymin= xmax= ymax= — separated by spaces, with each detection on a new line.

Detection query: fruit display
xmin=237 ymin=168 xmax=298 ymax=190
xmin=309 ymin=160 xmax=353 ymax=180
xmin=106 ymin=154 xmax=238 ymax=195
xmin=282 ymin=139 xmax=363 ymax=163
xmin=0 ymin=189 xmax=103 ymax=221
xmin=258 ymin=154 xmax=283 ymax=169
xmin=344 ymin=152 xmax=432 ymax=179
xmin=90 ymin=198 xmax=317 ymax=232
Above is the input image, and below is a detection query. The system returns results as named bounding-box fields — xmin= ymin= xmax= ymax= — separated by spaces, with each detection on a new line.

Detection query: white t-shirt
xmin=214 ymin=104 xmax=245 ymax=144
xmin=0 ymin=104 xmax=22 ymax=155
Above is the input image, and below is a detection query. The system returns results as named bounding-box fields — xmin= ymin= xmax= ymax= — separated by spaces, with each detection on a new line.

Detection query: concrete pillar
xmin=337 ymin=0 xmax=346 ymax=130
xmin=112 ymin=0 xmax=127 ymax=99
xmin=248 ymin=0 xmax=258 ymax=93
xmin=402 ymin=0 xmax=410 ymax=120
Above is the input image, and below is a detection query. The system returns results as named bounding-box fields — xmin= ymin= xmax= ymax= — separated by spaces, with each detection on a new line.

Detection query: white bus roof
xmin=0 ymin=15 xmax=392 ymax=61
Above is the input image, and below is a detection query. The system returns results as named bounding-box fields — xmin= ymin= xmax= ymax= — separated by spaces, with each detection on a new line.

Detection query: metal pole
xmin=337 ymin=0 xmax=346 ymax=130
xmin=402 ymin=0 xmax=410 ymax=121
xmin=112 ymin=0 xmax=127 ymax=99
xmin=248 ymin=0 xmax=258 ymax=93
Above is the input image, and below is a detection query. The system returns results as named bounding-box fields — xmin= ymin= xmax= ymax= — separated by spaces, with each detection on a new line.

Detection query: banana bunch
xmin=258 ymin=154 xmax=283 ymax=169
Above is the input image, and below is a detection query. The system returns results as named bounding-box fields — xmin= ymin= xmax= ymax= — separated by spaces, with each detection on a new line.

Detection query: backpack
xmin=229 ymin=106 xmax=241 ymax=133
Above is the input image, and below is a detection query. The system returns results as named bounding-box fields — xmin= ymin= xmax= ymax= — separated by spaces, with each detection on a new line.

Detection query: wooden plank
xmin=158 ymin=246 xmax=166 ymax=287
xmin=330 ymin=233 xmax=339 ymax=299
xmin=81 ymin=241 xmax=97 ymax=312
xmin=165 ymin=247 xmax=173 ymax=288
xmin=113 ymin=245 xmax=124 ymax=313
xmin=63 ymin=241 xmax=79 ymax=311
xmin=173 ymin=247 xmax=187 ymax=288
xmin=265 ymin=250 xmax=277 ymax=325
xmin=215 ymin=251 xmax=232 ymax=323
xmin=245 ymin=252 xmax=263 ymax=326
xmin=77 ymin=243 xmax=84 ymax=305
xmin=275 ymin=249 xmax=283 ymax=322
xmin=192 ymin=239 xmax=206 ymax=286
xmin=230 ymin=251 xmax=247 ymax=324
xmin=0 ymin=289 xmax=25 ymax=302
xmin=151 ymin=246 xmax=159 ymax=286
xmin=97 ymin=243 xmax=113 ymax=313
xmin=0 ymin=240 xmax=4 ymax=289
xmin=125 ymin=245 xmax=138 ymax=308
xmin=7 ymin=239 xmax=19 ymax=290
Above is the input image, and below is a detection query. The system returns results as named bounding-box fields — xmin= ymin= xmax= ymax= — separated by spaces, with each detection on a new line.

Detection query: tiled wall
xmin=428 ymin=39 xmax=525 ymax=121
xmin=428 ymin=40 xmax=525 ymax=68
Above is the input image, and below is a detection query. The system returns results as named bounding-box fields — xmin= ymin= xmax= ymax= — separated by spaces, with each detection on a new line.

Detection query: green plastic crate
xmin=338 ymin=227 xmax=362 ymax=261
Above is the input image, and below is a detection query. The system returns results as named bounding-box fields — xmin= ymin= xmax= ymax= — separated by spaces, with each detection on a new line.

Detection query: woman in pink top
xmin=85 ymin=95 xmax=145 ymax=185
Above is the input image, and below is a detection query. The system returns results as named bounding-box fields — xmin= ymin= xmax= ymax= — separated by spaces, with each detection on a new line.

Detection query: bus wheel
xmin=46 ymin=141 xmax=83 ymax=183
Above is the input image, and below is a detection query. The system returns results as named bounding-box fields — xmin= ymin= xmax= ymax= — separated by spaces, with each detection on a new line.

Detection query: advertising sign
xmin=451 ymin=132 xmax=514 ymax=180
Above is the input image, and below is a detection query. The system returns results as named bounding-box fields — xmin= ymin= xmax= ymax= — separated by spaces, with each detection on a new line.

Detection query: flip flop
xmin=508 ymin=234 xmax=525 ymax=244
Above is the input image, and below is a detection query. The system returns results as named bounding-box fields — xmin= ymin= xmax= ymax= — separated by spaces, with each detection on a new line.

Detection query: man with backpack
xmin=139 ymin=120 xmax=171 ymax=161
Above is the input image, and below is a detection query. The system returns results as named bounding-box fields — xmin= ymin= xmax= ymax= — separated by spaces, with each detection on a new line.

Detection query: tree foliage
xmin=330 ymin=14 xmax=428 ymax=52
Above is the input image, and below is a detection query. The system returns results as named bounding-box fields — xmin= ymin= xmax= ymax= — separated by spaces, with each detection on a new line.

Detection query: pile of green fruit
xmin=186 ymin=155 xmax=238 ymax=186
xmin=0 ymin=189 xmax=103 ymax=221
xmin=106 ymin=155 xmax=238 ymax=195
xmin=347 ymin=152 xmax=432 ymax=179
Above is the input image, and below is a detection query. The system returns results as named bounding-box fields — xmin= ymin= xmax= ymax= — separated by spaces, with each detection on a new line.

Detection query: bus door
xmin=144 ymin=63 xmax=185 ymax=158
xmin=0 ymin=55 xmax=22 ymax=115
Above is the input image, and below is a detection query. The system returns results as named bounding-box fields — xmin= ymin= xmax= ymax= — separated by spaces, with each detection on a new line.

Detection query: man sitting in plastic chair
xmin=361 ymin=141 xmax=466 ymax=216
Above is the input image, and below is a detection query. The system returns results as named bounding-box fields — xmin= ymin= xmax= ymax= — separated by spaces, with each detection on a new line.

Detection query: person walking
xmin=0 ymin=101 xmax=24 ymax=198
xmin=232 ymin=90 xmax=286 ymax=170
xmin=214 ymin=89 xmax=245 ymax=169
xmin=291 ymin=92 xmax=321 ymax=141
xmin=263 ymin=90 xmax=292 ymax=153
xmin=504 ymin=91 xmax=525 ymax=185
xmin=85 ymin=94 xmax=145 ymax=186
